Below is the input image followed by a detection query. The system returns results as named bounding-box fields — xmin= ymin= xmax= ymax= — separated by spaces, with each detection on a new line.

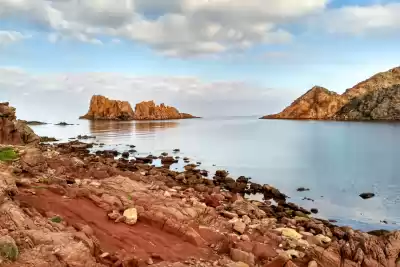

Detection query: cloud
xmin=0 ymin=31 xmax=30 ymax=45
xmin=0 ymin=0 xmax=328 ymax=56
xmin=312 ymin=3 xmax=400 ymax=35
xmin=0 ymin=66 xmax=295 ymax=120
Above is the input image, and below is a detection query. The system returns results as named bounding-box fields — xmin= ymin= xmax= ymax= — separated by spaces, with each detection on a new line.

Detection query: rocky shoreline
xmin=1 ymin=139 xmax=399 ymax=267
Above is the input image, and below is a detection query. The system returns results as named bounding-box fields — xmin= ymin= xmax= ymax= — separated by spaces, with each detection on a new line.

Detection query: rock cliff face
xmin=0 ymin=102 xmax=39 ymax=146
xmin=80 ymin=95 xmax=135 ymax=120
xmin=262 ymin=66 xmax=400 ymax=120
xmin=334 ymin=84 xmax=400 ymax=121
xmin=133 ymin=101 xmax=198 ymax=120
xmin=80 ymin=96 xmax=198 ymax=121
xmin=261 ymin=86 xmax=347 ymax=120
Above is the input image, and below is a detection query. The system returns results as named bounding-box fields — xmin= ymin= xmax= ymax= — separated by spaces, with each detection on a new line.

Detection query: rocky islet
xmin=80 ymin=95 xmax=199 ymax=121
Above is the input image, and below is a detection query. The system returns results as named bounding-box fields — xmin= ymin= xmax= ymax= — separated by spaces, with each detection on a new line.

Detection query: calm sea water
xmin=31 ymin=117 xmax=400 ymax=231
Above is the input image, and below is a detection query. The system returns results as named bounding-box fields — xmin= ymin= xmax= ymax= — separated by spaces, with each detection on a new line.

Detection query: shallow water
xmin=31 ymin=117 xmax=400 ymax=231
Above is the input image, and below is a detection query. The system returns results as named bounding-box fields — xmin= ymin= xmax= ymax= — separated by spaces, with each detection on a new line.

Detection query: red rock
xmin=0 ymin=102 xmax=39 ymax=146
xmin=80 ymin=95 xmax=135 ymax=120
xmin=252 ymin=242 xmax=277 ymax=260
xmin=133 ymin=101 xmax=198 ymax=120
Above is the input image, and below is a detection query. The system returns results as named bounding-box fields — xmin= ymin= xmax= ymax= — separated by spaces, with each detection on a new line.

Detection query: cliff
xmin=133 ymin=101 xmax=198 ymax=120
xmin=0 ymin=102 xmax=39 ymax=146
xmin=80 ymin=96 xmax=198 ymax=121
xmin=262 ymin=66 xmax=400 ymax=120
xmin=334 ymin=84 xmax=400 ymax=121
xmin=80 ymin=95 xmax=135 ymax=120
xmin=261 ymin=86 xmax=347 ymax=120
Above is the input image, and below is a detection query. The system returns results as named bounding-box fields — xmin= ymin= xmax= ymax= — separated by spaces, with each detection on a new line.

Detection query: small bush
xmin=0 ymin=243 xmax=19 ymax=262
xmin=50 ymin=216 xmax=62 ymax=223
xmin=0 ymin=148 xmax=18 ymax=162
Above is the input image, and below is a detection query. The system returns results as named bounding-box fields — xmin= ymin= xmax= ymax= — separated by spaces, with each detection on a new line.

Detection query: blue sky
xmin=0 ymin=0 xmax=400 ymax=120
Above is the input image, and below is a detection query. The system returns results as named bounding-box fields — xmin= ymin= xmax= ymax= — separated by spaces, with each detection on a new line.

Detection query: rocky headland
xmin=0 ymin=102 xmax=39 ymax=146
xmin=262 ymin=66 xmax=400 ymax=120
xmin=1 ymin=105 xmax=400 ymax=267
xmin=80 ymin=95 xmax=198 ymax=121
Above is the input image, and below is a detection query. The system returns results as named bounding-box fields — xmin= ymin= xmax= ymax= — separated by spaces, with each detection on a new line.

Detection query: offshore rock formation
xmin=262 ymin=66 xmax=400 ymax=120
xmin=80 ymin=96 xmax=198 ymax=121
xmin=261 ymin=86 xmax=347 ymax=120
xmin=80 ymin=95 xmax=135 ymax=121
xmin=0 ymin=102 xmax=39 ymax=146
xmin=133 ymin=101 xmax=198 ymax=120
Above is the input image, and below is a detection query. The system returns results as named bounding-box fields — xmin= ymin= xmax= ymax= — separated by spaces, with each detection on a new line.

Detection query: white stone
xmin=123 ymin=208 xmax=138 ymax=225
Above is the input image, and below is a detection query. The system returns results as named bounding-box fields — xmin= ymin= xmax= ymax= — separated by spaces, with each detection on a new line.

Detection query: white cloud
xmin=0 ymin=0 xmax=328 ymax=56
xmin=0 ymin=31 xmax=30 ymax=45
xmin=312 ymin=3 xmax=400 ymax=34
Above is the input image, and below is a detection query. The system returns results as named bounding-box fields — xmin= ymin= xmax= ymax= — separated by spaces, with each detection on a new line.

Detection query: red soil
xmin=17 ymin=189 xmax=212 ymax=263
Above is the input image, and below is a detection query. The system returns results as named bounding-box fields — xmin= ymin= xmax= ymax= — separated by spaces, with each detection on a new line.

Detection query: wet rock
xmin=121 ymin=152 xmax=130 ymax=158
xmin=310 ymin=208 xmax=318 ymax=214
xmin=173 ymin=149 xmax=180 ymax=153
xmin=359 ymin=192 xmax=375 ymax=199
xmin=123 ymin=208 xmax=138 ymax=225
xmin=39 ymin=136 xmax=59 ymax=142
xmin=161 ymin=152 xmax=168 ymax=157
xmin=77 ymin=135 xmax=96 ymax=139
xmin=55 ymin=122 xmax=73 ymax=126
xmin=161 ymin=157 xmax=178 ymax=164
xmin=368 ymin=229 xmax=390 ymax=236
xmin=297 ymin=187 xmax=310 ymax=192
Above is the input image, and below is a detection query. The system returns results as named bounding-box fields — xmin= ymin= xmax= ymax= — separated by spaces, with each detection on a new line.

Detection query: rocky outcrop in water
xmin=80 ymin=95 xmax=135 ymax=120
xmin=261 ymin=86 xmax=347 ymax=120
xmin=80 ymin=95 xmax=198 ymax=121
xmin=262 ymin=66 xmax=400 ymax=121
xmin=0 ymin=103 xmax=39 ymax=146
xmin=133 ymin=101 xmax=198 ymax=120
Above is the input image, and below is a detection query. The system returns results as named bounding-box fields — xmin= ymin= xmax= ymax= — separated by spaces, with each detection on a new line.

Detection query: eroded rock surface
xmin=80 ymin=95 xmax=135 ymax=121
xmin=0 ymin=103 xmax=39 ymax=146
xmin=133 ymin=101 xmax=198 ymax=120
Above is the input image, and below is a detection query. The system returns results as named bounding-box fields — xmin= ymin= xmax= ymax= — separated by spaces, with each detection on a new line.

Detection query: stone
xmin=359 ymin=192 xmax=375 ymax=199
xmin=233 ymin=221 xmax=246 ymax=234
xmin=275 ymin=228 xmax=302 ymax=240
xmin=222 ymin=211 xmax=239 ymax=219
xmin=230 ymin=248 xmax=255 ymax=267
xmin=108 ymin=210 xmax=120 ymax=220
xmin=308 ymin=261 xmax=318 ymax=267
xmin=227 ymin=262 xmax=249 ymax=267
xmin=80 ymin=95 xmax=135 ymax=120
xmin=308 ymin=234 xmax=331 ymax=247
xmin=123 ymin=208 xmax=138 ymax=225
xmin=242 ymin=215 xmax=251 ymax=225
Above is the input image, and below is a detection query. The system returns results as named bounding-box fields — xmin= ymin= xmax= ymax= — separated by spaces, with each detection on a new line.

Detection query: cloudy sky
xmin=0 ymin=0 xmax=399 ymax=121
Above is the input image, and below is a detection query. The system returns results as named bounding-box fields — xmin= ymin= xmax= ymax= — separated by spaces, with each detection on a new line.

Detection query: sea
xmin=30 ymin=116 xmax=400 ymax=232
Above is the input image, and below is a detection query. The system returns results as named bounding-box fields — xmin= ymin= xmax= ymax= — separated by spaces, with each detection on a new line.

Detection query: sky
xmin=0 ymin=0 xmax=400 ymax=121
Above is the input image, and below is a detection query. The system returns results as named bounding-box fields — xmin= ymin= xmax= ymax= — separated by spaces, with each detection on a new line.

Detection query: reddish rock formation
xmin=133 ymin=101 xmax=198 ymax=120
xmin=80 ymin=95 xmax=135 ymax=121
xmin=262 ymin=66 xmax=400 ymax=120
xmin=0 ymin=102 xmax=39 ymax=146
xmin=80 ymin=96 xmax=198 ymax=121
xmin=261 ymin=86 xmax=346 ymax=120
